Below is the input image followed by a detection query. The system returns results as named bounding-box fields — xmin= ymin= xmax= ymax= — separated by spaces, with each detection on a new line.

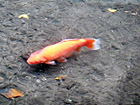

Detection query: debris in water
xmin=0 ymin=88 xmax=24 ymax=98
xmin=55 ymin=75 xmax=67 ymax=80
xmin=107 ymin=8 xmax=117 ymax=13
xmin=18 ymin=14 xmax=29 ymax=19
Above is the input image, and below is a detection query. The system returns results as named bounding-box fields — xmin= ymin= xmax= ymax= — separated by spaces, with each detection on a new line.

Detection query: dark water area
xmin=0 ymin=0 xmax=140 ymax=105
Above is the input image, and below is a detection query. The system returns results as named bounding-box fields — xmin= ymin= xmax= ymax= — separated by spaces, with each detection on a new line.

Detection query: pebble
xmin=0 ymin=76 xmax=4 ymax=83
xmin=111 ymin=42 xmax=121 ymax=50
xmin=64 ymin=99 xmax=72 ymax=104
xmin=41 ymin=77 xmax=47 ymax=81
xmin=36 ymin=79 xmax=41 ymax=84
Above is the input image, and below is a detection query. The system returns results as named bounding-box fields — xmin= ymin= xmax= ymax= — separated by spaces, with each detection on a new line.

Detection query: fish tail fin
xmin=86 ymin=38 xmax=101 ymax=50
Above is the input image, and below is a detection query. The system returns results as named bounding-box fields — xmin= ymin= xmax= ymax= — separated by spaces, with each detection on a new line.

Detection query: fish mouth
xmin=27 ymin=58 xmax=42 ymax=64
xmin=27 ymin=58 xmax=35 ymax=64
xmin=27 ymin=60 xmax=36 ymax=64
xmin=27 ymin=59 xmax=31 ymax=64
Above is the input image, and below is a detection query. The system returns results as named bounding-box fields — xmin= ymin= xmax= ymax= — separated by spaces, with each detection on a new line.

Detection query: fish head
xmin=27 ymin=50 xmax=47 ymax=64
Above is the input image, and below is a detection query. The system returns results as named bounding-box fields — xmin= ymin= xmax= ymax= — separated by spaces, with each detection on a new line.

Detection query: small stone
xmin=111 ymin=42 xmax=121 ymax=50
xmin=36 ymin=79 xmax=41 ymax=84
xmin=0 ymin=76 xmax=4 ymax=83
xmin=41 ymin=77 xmax=47 ymax=81
xmin=64 ymin=99 xmax=72 ymax=104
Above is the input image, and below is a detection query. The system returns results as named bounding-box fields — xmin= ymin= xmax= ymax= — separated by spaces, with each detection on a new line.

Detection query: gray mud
xmin=0 ymin=0 xmax=140 ymax=105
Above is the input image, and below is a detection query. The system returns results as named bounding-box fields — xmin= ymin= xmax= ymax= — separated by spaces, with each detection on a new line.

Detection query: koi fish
xmin=27 ymin=38 xmax=100 ymax=65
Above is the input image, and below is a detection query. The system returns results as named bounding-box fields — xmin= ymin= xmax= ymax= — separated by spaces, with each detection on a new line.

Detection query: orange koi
xmin=27 ymin=38 xmax=100 ymax=65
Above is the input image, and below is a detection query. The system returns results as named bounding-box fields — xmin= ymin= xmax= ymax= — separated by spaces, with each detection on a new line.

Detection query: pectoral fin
xmin=56 ymin=57 xmax=67 ymax=63
xmin=45 ymin=61 xmax=56 ymax=65
xmin=75 ymin=47 xmax=81 ymax=52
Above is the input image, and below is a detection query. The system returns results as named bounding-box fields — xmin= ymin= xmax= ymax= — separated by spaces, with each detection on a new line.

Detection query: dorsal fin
xmin=61 ymin=39 xmax=78 ymax=42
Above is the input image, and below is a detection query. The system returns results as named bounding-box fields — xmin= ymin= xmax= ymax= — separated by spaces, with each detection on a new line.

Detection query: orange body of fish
xmin=27 ymin=38 xmax=100 ymax=65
